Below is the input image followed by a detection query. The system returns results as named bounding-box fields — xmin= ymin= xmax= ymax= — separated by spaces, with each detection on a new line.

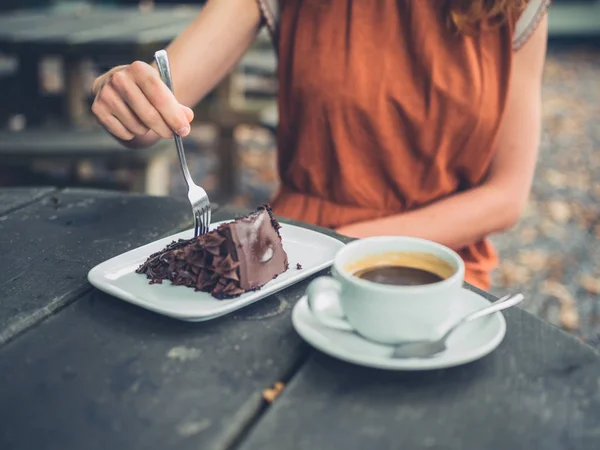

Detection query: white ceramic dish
xmin=88 ymin=221 xmax=345 ymax=321
xmin=292 ymin=288 xmax=507 ymax=371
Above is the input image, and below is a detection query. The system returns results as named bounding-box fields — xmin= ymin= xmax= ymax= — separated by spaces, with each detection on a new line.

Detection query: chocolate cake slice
xmin=136 ymin=204 xmax=289 ymax=299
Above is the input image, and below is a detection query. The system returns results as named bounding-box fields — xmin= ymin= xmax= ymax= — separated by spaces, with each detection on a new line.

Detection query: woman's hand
xmin=91 ymin=62 xmax=194 ymax=142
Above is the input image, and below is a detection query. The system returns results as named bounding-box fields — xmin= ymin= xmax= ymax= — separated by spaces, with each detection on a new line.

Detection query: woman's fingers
xmin=110 ymin=69 xmax=174 ymax=139
xmin=92 ymin=105 xmax=135 ymax=141
xmin=91 ymin=60 xmax=192 ymax=141
xmin=127 ymin=61 xmax=191 ymax=136
xmin=182 ymin=105 xmax=195 ymax=123
xmin=98 ymin=84 xmax=149 ymax=136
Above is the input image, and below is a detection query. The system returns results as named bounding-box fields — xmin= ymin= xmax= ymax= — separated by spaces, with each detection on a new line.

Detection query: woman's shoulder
xmin=255 ymin=0 xmax=280 ymax=40
xmin=513 ymin=0 xmax=551 ymax=51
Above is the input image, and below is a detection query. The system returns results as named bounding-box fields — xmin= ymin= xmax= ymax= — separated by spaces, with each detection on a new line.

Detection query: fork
xmin=154 ymin=49 xmax=211 ymax=237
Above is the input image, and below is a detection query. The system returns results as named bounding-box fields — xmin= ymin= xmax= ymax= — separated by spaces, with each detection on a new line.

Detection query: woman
xmin=91 ymin=0 xmax=550 ymax=289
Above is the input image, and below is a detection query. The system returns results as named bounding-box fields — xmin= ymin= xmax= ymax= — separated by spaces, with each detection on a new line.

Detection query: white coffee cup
xmin=306 ymin=236 xmax=465 ymax=344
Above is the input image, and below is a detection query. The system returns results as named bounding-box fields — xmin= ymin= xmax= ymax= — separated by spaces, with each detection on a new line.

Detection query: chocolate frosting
xmin=136 ymin=204 xmax=288 ymax=299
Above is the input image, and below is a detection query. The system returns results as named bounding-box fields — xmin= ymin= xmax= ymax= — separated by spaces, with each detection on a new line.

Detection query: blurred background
xmin=0 ymin=0 xmax=599 ymax=343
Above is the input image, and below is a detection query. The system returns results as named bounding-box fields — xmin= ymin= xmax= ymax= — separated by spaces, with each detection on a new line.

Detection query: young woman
xmin=91 ymin=0 xmax=550 ymax=289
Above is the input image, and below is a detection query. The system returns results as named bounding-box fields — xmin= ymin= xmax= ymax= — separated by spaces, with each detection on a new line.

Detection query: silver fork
xmin=154 ymin=49 xmax=211 ymax=237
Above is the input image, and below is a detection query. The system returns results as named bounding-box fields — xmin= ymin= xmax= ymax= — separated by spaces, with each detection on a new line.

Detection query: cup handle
xmin=306 ymin=276 xmax=353 ymax=331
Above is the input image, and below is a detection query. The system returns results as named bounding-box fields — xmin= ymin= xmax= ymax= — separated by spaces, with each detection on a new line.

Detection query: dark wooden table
xmin=0 ymin=187 xmax=599 ymax=450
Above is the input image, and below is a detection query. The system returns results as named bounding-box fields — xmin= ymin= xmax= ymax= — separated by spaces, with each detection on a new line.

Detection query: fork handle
xmin=173 ymin=134 xmax=194 ymax=188
xmin=154 ymin=50 xmax=194 ymax=188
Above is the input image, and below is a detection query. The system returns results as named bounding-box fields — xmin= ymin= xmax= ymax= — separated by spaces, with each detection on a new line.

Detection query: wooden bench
xmin=0 ymin=6 xmax=277 ymax=198
xmin=0 ymin=128 xmax=173 ymax=195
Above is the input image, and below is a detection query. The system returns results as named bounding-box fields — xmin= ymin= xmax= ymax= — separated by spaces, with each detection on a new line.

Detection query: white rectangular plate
xmin=88 ymin=221 xmax=345 ymax=321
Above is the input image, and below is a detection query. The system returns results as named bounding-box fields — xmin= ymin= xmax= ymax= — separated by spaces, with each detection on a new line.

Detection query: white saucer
xmin=292 ymin=288 xmax=507 ymax=371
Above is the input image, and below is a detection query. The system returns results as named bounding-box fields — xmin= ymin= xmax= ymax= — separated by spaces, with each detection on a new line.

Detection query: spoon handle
xmin=441 ymin=293 xmax=524 ymax=341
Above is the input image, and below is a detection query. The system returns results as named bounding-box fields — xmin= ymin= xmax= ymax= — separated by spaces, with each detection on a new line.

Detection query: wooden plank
xmin=0 ymin=206 xmax=343 ymax=450
xmin=0 ymin=188 xmax=191 ymax=346
xmin=0 ymin=129 xmax=170 ymax=160
xmin=0 ymin=129 xmax=120 ymax=153
xmin=65 ymin=9 xmax=198 ymax=45
xmin=98 ymin=20 xmax=197 ymax=46
xmin=0 ymin=287 xmax=306 ymax=450
xmin=0 ymin=7 xmax=198 ymax=46
xmin=237 ymin=299 xmax=600 ymax=450
xmin=0 ymin=187 xmax=56 ymax=216
xmin=0 ymin=9 xmax=74 ymax=36
xmin=0 ymin=10 xmax=128 ymax=42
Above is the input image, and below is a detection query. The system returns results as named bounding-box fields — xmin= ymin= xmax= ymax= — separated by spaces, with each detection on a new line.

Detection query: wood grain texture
xmin=0 ymin=188 xmax=191 ymax=345
xmin=238 ymin=305 xmax=600 ymax=450
xmin=0 ymin=287 xmax=310 ymax=450
xmin=7 ymin=197 xmax=594 ymax=450
xmin=0 ymin=6 xmax=200 ymax=48
xmin=0 ymin=205 xmax=333 ymax=450
xmin=0 ymin=187 xmax=56 ymax=216
xmin=0 ymin=129 xmax=168 ymax=159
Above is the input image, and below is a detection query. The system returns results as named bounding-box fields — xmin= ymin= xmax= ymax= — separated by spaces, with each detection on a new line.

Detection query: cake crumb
xmin=296 ymin=263 xmax=303 ymax=270
xmin=263 ymin=381 xmax=285 ymax=403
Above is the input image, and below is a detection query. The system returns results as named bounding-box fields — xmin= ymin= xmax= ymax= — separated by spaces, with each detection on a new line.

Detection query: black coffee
xmin=355 ymin=265 xmax=444 ymax=286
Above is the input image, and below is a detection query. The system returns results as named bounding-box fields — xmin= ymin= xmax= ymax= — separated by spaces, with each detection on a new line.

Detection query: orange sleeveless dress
xmin=261 ymin=1 xmax=542 ymax=290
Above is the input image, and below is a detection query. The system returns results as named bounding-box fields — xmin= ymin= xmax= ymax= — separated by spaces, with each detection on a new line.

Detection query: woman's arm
xmin=91 ymin=0 xmax=262 ymax=149
xmin=336 ymin=16 xmax=548 ymax=249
